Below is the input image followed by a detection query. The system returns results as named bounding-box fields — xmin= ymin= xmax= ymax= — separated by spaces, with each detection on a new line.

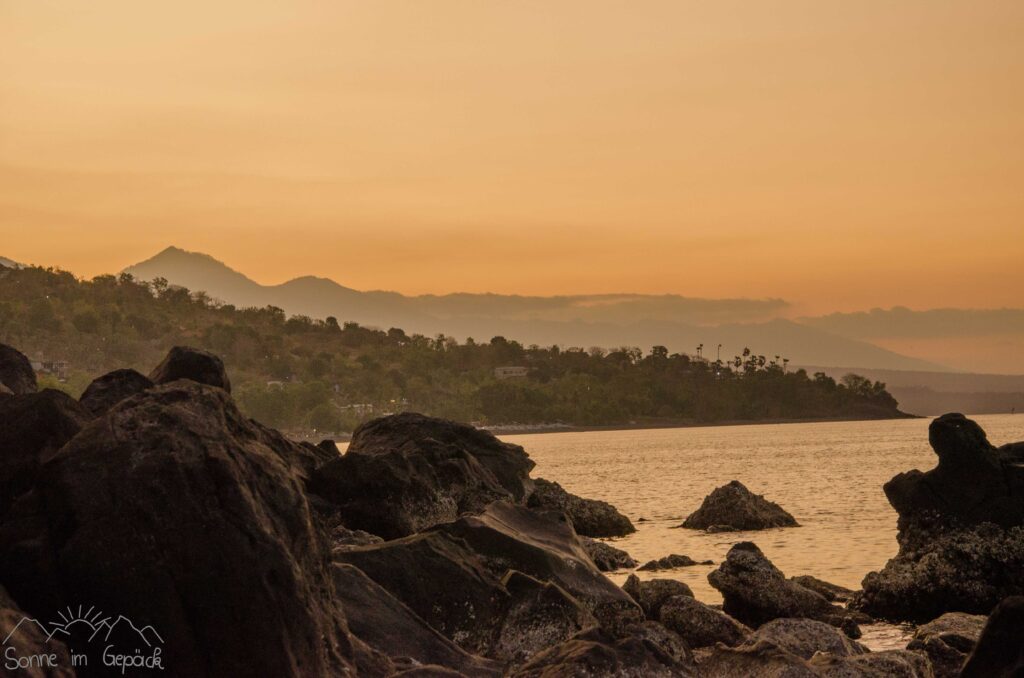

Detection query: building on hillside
xmin=494 ymin=366 xmax=529 ymax=380
xmin=32 ymin=359 xmax=69 ymax=382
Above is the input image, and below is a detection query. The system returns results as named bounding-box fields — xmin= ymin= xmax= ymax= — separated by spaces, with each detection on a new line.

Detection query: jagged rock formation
xmin=526 ymin=478 xmax=635 ymax=537
xmin=854 ymin=414 xmax=1024 ymax=620
xmin=681 ymin=480 xmax=798 ymax=531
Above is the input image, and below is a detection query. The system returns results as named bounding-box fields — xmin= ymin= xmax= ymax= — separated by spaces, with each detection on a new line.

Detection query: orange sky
xmin=1 ymin=1 xmax=1022 ymax=315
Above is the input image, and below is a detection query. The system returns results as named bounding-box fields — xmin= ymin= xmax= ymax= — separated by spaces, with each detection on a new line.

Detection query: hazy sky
xmin=2 ymin=1 xmax=1022 ymax=315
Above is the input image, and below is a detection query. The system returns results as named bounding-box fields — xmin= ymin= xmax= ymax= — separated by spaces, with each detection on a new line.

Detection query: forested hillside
xmin=0 ymin=265 xmax=904 ymax=433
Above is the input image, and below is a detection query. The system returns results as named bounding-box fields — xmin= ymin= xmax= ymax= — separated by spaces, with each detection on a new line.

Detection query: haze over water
xmin=504 ymin=414 xmax=1024 ymax=602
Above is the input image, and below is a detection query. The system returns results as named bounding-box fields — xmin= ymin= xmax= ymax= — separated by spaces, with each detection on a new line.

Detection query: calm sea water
xmin=500 ymin=415 xmax=1024 ymax=647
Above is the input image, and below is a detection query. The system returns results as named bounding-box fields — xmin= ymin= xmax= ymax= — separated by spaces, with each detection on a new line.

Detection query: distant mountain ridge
xmin=122 ymin=246 xmax=946 ymax=372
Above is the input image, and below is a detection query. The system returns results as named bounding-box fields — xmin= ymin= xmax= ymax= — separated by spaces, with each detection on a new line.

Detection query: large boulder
xmin=681 ymin=480 xmax=798 ymax=531
xmin=0 ymin=585 xmax=75 ymax=677
xmin=622 ymin=575 xmax=693 ymax=619
xmin=742 ymin=618 xmax=866 ymax=661
xmin=0 ymin=344 xmax=36 ymax=395
xmin=0 ymin=390 xmax=91 ymax=518
xmin=0 ymin=381 xmax=361 ymax=678
xmin=905 ymin=612 xmax=986 ymax=678
xmin=77 ymin=368 xmax=153 ymax=416
xmin=309 ymin=413 xmax=533 ymax=539
xmin=708 ymin=542 xmax=863 ymax=633
xmin=526 ymin=478 xmax=635 ymax=537
xmin=854 ymin=414 xmax=1024 ymax=621
xmin=331 ymin=563 xmax=501 ymax=676
xmin=960 ymin=595 xmax=1024 ymax=678
xmin=148 ymin=346 xmax=231 ymax=392
xmin=580 ymin=537 xmax=637 ymax=571
xmin=658 ymin=595 xmax=750 ymax=649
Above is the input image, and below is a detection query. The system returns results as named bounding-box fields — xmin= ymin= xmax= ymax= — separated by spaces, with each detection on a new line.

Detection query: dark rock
xmin=148 ymin=345 xmax=231 ymax=392
xmin=334 ymin=530 xmax=509 ymax=655
xmin=77 ymin=368 xmax=153 ymax=416
xmin=349 ymin=412 xmax=534 ymax=500
xmin=708 ymin=542 xmax=863 ymax=632
xmin=0 ymin=382 xmax=13 ymax=396
xmin=0 ymin=390 xmax=91 ymax=518
xmin=629 ymin=621 xmax=695 ymax=668
xmin=509 ymin=626 xmax=696 ymax=677
xmin=681 ymin=480 xmax=798 ymax=531
xmin=0 ymin=381 xmax=360 ymax=678
xmin=527 ymin=478 xmax=634 ymax=537
xmin=637 ymin=554 xmax=713 ymax=571
xmin=438 ymin=502 xmax=643 ymax=635
xmin=492 ymin=571 xmax=598 ymax=666
xmin=905 ymin=612 xmax=985 ymax=678
xmin=581 ymin=536 xmax=637 ymax=571
xmin=0 ymin=344 xmax=36 ymax=395
xmin=658 ymin=595 xmax=750 ymax=648
xmin=331 ymin=563 xmax=501 ymax=677
xmin=742 ymin=618 xmax=866 ymax=660
xmin=330 ymin=524 xmax=384 ymax=551
xmin=807 ymin=649 xmax=935 ymax=677
xmin=622 ymin=575 xmax=694 ymax=619
xmin=310 ymin=413 xmax=532 ymax=539
xmin=698 ymin=639 xmax=817 ymax=678
xmin=855 ymin=414 xmax=1024 ymax=621
xmin=790 ymin=575 xmax=855 ymax=603
xmin=0 ymin=585 xmax=75 ymax=677
xmin=960 ymin=595 xmax=1024 ymax=678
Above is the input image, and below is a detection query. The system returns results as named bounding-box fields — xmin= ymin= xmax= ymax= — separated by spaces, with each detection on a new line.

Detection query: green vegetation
xmin=0 ymin=265 xmax=902 ymax=432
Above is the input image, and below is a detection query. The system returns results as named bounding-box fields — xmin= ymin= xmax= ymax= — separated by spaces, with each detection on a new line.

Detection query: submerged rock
xmin=78 ymin=368 xmax=153 ymax=416
xmin=310 ymin=413 xmax=533 ymax=539
xmin=622 ymin=575 xmax=693 ymax=619
xmin=658 ymin=595 xmax=750 ymax=649
xmin=581 ymin=536 xmax=637 ymax=571
xmin=0 ymin=343 xmax=36 ymax=395
xmin=148 ymin=345 xmax=232 ymax=391
xmin=708 ymin=542 xmax=863 ymax=633
xmin=855 ymin=414 xmax=1024 ymax=621
xmin=905 ymin=612 xmax=986 ymax=678
xmin=637 ymin=554 xmax=713 ymax=571
xmin=960 ymin=595 xmax=1024 ymax=678
xmin=681 ymin=480 xmax=798 ymax=531
xmin=527 ymin=478 xmax=635 ymax=537
xmin=0 ymin=381 xmax=360 ymax=678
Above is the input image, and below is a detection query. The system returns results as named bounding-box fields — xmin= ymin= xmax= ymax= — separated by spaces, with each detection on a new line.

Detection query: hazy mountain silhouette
xmin=123 ymin=246 xmax=945 ymax=371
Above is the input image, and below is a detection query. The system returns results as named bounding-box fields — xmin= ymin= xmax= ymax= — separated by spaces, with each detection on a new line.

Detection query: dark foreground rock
xmin=310 ymin=413 xmax=534 ymax=539
xmin=681 ymin=480 xmax=799 ymax=531
xmin=637 ymin=554 xmax=712 ymax=571
xmin=658 ymin=595 xmax=750 ymax=649
xmin=807 ymin=649 xmax=935 ymax=677
xmin=905 ymin=612 xmax=986 ymax=678
xmin=0 ymin=343 xmax=36 ymax=395
xmin=148 ymin=345 xmax=231 ymax=392
xmin=510 ymin=626 xmax=697 ymax=677
xmin=581 ymin=536 xmax=637 ymax=571
xmin=0 ymin=390 xmax=91 ymax=518
xmin=622 ymin=575 xmax=693 ymax=619
xmin=743 ymin=618 xmax=866 ymax=661
xmin=708 ymin=542 xmax=865 ymax=634
xmin=960 ymin=595 xmax=1024 ymax=678
xmin=527 ymin=478 xmax=635 ymax=537
xmin=0 ymin=381 xmax=363 ymax=678
xmin=701 ymin=639 xmax=931 ymax=678
xmin=78 ymin=368 xmax=153 ymax=416
xmin=854 ymin=414 xmax=1024 ymax=621
xmin=0 ymin=585 xmax=75 ymax=678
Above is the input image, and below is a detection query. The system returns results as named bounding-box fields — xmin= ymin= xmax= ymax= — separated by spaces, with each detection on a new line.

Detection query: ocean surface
xmin=500 ymin=414 xmax=1024 ymax=649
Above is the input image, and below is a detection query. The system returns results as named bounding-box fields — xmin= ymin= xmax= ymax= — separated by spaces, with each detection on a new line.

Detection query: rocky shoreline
xmin=0 ymin=343 xmax=1021 ymax=677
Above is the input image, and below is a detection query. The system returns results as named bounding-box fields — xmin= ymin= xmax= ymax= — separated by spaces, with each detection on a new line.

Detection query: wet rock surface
xmin=526 ymin=477 xmax=635 ymax=537
xmin=310 ymin=413 xmax=533 ymax=539
xmin=682 ymin=480 xmax=799 ymax=531
xmin=855 ymin=414 xmax=1024 ymax=621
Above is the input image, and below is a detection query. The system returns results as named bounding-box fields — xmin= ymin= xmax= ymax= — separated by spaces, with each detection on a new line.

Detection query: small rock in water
xmin=527 ymin=477 xmax=635 ymax=538
xmin=579 ymin=536 xmax=637 ymax=571
xmin=681 ymin=479 xmax=799 ymax=531
xmin=622 ymin=574 xmax=693 ymax=618
xmin=637 ymin=553 xmax=713 ymax=571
